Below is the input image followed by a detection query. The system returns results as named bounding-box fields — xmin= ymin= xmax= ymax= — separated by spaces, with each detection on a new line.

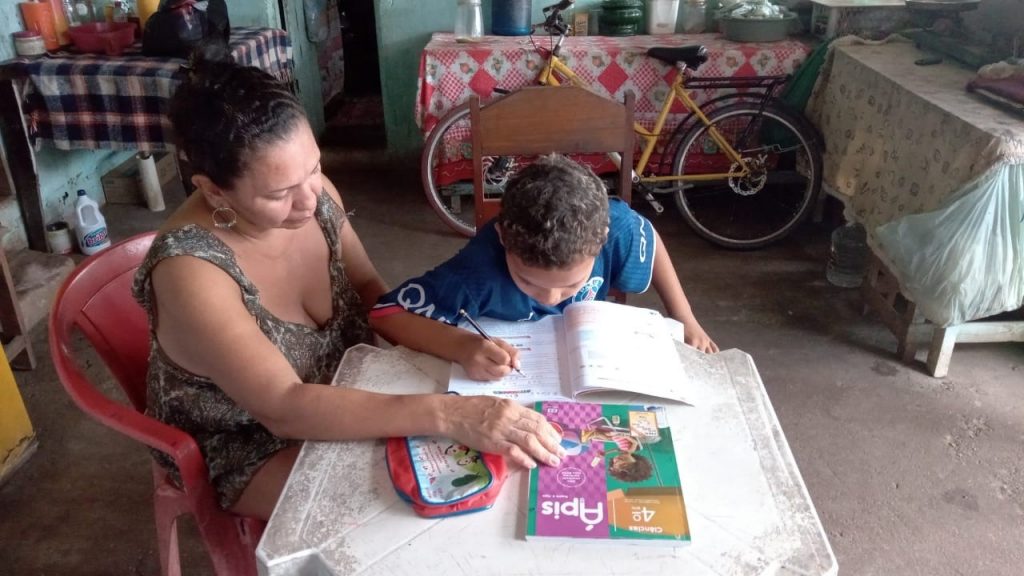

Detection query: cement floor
xmin=1 ymin=157 xmax=1022 ymax=575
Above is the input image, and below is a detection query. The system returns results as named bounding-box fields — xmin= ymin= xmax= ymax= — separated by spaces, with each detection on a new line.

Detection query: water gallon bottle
xmin=454 ymin=0 xmax=483 ymax=42
xmin=826 ymin=222 xmax=868 ymax=288
xmin=73 ymin=189 xmax=112 ymax=255
xmin=492 ymin=0 xmax=532 ymax=36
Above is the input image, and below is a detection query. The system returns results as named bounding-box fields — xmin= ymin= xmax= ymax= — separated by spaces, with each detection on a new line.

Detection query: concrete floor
xmin=1 ymin=155 xmax=1022 ymax=575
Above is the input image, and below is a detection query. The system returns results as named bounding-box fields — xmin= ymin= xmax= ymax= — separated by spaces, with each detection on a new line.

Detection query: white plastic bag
xmin=875 ymin=164 xmax=1024 ymax=326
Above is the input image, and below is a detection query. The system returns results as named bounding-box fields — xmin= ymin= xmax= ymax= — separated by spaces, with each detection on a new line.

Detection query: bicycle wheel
xmin=421 ymin=105 xmax=477 ymax=236
xmin=671 ymin=103 xmax=822 ymax=249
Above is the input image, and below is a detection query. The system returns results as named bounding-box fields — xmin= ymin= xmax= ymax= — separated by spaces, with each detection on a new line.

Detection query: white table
xmin=256 ymin=344 xmax=837 ymax=575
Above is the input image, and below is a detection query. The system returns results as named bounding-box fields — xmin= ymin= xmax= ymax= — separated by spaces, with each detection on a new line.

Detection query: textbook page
xmin=447 ymin=315 xmax=573 ymax=403
xmin=565 ymin=301 xmax=692 ymax=404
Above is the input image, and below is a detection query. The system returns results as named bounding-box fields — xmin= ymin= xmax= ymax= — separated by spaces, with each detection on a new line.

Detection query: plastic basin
xmin=719 ymin=14 xmax=797 ymax=43
xmin=67 ymin=22 xmax=136 ymax=56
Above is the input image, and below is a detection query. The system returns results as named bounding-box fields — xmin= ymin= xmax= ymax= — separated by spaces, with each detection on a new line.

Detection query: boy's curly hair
xmin=497 ymin=155 xmax=609 ymax=268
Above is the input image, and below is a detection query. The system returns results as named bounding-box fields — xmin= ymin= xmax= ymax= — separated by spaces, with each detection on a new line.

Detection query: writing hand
xmin=458 ymin=335 xmax=520 ymax=380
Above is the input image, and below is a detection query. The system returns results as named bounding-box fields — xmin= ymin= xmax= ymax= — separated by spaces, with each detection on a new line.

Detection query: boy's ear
xmin=495 ymin=223 xmax=505 ymax=246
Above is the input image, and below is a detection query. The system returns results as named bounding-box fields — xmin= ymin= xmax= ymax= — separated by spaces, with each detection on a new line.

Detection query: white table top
xmin=256 ymin=344 xmax=837 ymax=576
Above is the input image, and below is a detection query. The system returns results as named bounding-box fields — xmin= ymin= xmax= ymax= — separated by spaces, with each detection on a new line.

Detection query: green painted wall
xmin=374 ymin=0 xmax=602 ymax=155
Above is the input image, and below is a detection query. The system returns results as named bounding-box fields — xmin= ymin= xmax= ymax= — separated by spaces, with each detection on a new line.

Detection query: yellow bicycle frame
xmin=537 ymin=51 xmax=751 ymax=182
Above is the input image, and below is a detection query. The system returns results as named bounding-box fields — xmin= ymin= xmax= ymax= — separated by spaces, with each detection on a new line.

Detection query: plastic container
xmin=491 ymin=0 xmax=531 ymax=36
xmin=455 ymin=0 xmax=483 ymax=42
xmin=19 ymin=1 xmax=61 ymax=51
xmin=826 ymin=223 xmax=868 ymax=288
xmin=601 ymin=0 xmax=643 ymax=36
xmin=12 ymin=31 xmax=48 ymax=57
xmin=719 ymin=14 xmax=797 ymax=42
xmin=46 ymin=0 xmax=71 ymax=45
xmin=66 ymin=21 xmax=135 ymax=55
xmin=45 ymin=221 xmax=74 ymax=254
xmin=646 ymin=0 xmax=680 ymax=35
xmin=678 ymin=0 xmax=706 ymax=33
xmin=73 ymin=189 xmax=111 ymax=255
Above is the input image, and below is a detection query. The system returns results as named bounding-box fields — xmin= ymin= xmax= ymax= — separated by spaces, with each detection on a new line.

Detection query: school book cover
xmin=525 ymin=401 xmax=690 ymax=546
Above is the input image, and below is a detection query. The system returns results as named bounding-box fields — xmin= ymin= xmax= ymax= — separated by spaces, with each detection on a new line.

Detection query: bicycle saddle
xmin=646 ymin=46 xmax=709 ymax=71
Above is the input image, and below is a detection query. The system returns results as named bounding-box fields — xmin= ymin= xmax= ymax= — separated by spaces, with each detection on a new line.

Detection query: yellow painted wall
xmin=0 ymin=345 xmax=35 ymax=480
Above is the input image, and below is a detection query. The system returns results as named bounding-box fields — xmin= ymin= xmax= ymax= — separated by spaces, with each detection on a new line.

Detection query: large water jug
xmin=826 ymin=222 xmax=868 ymax=288
xmin=492 ymin=0 xmax=532 ymax=36
xmin=73 ymin=189 xmax=111 ymax=255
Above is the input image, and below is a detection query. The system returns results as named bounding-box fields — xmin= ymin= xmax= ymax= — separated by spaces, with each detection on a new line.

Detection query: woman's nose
xmin=295 ymin=185 xmax=318 ymax=211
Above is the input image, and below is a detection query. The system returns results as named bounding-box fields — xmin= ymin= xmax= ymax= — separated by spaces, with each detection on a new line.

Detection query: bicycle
xmin=421 ymin=0 xmax=823 ymax=249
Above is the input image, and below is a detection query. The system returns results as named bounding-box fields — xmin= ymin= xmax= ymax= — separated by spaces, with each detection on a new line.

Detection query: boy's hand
xmin=458 ymin=336 xmax=521 ymax=381
xmin=685 ymin=322 xmax=719 ymax=354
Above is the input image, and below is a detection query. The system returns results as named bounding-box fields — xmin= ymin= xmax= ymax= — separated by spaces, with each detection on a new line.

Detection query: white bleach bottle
xmin=73 ymin=189 xmax=111 ymax=255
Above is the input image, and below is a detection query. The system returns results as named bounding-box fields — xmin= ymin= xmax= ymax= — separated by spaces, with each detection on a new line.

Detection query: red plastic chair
xmin=48 ymin=232 xmax=265 ymax=576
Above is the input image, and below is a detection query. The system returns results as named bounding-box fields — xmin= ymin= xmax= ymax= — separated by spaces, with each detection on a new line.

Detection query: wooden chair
xmin=469 ymin=85 xmax=636 ymax=230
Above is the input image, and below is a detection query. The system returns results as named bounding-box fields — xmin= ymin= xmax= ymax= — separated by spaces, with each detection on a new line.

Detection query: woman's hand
xmin=442 ymin=395 xmax=566 ymax=469
xmin=685 ymin=321 xmax=719 ymax=354
xmin=457 ymin=336 xmax=521 ymax=381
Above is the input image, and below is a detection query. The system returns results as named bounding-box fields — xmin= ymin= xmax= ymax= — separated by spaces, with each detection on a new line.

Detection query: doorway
xmin=323 ymin=0 xmax=386 ymax=148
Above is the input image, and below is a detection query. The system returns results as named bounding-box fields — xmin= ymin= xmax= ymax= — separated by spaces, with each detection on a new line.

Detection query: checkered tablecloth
xmin=417 ymin=32 xmax=813 ymax=134
xmin=13 ymin=27 xmax=293 ymax=151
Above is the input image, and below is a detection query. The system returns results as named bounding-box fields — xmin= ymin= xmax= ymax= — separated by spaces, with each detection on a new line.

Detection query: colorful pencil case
xmin=385 ymin=436 xmax=508 ymax=518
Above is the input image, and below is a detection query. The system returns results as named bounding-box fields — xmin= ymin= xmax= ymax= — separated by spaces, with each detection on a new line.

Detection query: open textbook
xmin=448 ymin=301 xmax=694 ymax=404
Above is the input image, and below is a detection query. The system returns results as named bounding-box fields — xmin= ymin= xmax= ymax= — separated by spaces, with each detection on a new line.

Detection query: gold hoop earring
xmin=211 ymin=206 xmax=238 ymax=229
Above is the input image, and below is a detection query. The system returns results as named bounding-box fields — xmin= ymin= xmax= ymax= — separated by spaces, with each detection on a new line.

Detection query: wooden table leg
xmin=926 ymin=325 xmax=958 ymax=378
xmin=0 ymin=237 xmax=35 ymax=370
xmin=0 ymin=76 xmax=46 ymax=252
xmin=927 ymin=320 xmax=1024 ymax=378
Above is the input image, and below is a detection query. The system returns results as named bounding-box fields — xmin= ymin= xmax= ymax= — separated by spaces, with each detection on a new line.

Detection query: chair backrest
xmin=49 ymin=232 xmax=155 ymax=412
xmin=49 ymin=231 xmax=265 ymax=576
xmin=470 ymin=85 xmax=635 ymax=228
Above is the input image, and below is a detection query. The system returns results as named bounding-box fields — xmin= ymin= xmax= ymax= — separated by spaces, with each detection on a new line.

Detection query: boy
xmin=371 ymin=154 xmax=717 ymax=380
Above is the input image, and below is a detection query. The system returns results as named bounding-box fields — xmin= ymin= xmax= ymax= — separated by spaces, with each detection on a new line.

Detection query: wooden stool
xmin=862 ymin=252 xmax=1024 ymax=377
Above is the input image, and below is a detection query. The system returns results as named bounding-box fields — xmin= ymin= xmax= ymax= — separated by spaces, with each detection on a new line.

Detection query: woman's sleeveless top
xmin=132 ymin=192 xmax=373 ymax=508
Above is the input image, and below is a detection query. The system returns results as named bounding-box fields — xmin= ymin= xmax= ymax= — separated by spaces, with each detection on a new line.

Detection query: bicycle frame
xmin=533 ymin=37 xmax=752 ymax=183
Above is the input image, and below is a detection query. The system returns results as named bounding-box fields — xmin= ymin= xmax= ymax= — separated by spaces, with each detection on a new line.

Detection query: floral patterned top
xmin=132 ymin=192 xmax=373 ymax=508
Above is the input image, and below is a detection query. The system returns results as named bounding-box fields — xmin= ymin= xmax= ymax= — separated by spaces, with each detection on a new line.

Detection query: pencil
xmin=458 ymin=309 xmax=525 ymax=376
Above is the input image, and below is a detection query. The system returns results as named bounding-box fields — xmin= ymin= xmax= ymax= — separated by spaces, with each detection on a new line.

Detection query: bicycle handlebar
xmin=539 ymin=0 xmax=574 ymax=36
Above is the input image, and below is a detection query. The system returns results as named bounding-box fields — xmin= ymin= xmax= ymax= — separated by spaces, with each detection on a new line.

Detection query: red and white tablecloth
xmin=416 ymin=32 xmax=813 ymax=134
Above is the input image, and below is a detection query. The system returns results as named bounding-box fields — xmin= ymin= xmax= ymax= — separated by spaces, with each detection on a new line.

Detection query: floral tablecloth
xmin=808 ymin=39 xmax=1024 ymax=325
xmin=417 ymin=32 xmax=813 ymax=134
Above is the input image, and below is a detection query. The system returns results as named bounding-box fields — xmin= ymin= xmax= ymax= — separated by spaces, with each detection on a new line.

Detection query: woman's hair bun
xmin=186 ymin=39 xmax=235 ymax=78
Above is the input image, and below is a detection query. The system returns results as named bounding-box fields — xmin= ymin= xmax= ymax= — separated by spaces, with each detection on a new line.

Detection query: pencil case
xmin=385 ymin=435 xmax=508 ymax=518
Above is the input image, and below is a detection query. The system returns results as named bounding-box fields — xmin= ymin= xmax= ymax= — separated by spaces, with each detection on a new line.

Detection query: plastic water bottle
xmin=73 ymin=189 xmax=111 ymax=255
xmin=491 ymin=0 xmax=532 ymax=36
xmin=826 ymin=222 xmax=868 ymax=288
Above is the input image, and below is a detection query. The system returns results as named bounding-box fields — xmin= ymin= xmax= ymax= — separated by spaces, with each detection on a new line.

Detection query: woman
xmin=133 ymin=47 xmax=564 ymax=520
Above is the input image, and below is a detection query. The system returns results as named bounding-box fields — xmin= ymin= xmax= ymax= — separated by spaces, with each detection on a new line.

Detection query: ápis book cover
xmin=525 ymin=401 xmax=690 ymax=546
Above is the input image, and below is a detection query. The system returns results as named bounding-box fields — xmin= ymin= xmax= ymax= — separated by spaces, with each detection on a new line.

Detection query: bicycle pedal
xmin=643 ymin=193 xmax=665 ymax=214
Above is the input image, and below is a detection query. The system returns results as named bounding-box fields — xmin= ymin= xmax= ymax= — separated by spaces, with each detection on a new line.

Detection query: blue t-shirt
xmin=373 ymin=199 xmax=655 ymax=324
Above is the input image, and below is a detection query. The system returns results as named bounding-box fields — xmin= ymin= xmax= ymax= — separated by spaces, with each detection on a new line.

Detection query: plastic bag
xmin=875 ymin=164 xmax=1024 ymax=326
xmin=143 ymin=0 xmax=230 ymax=58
